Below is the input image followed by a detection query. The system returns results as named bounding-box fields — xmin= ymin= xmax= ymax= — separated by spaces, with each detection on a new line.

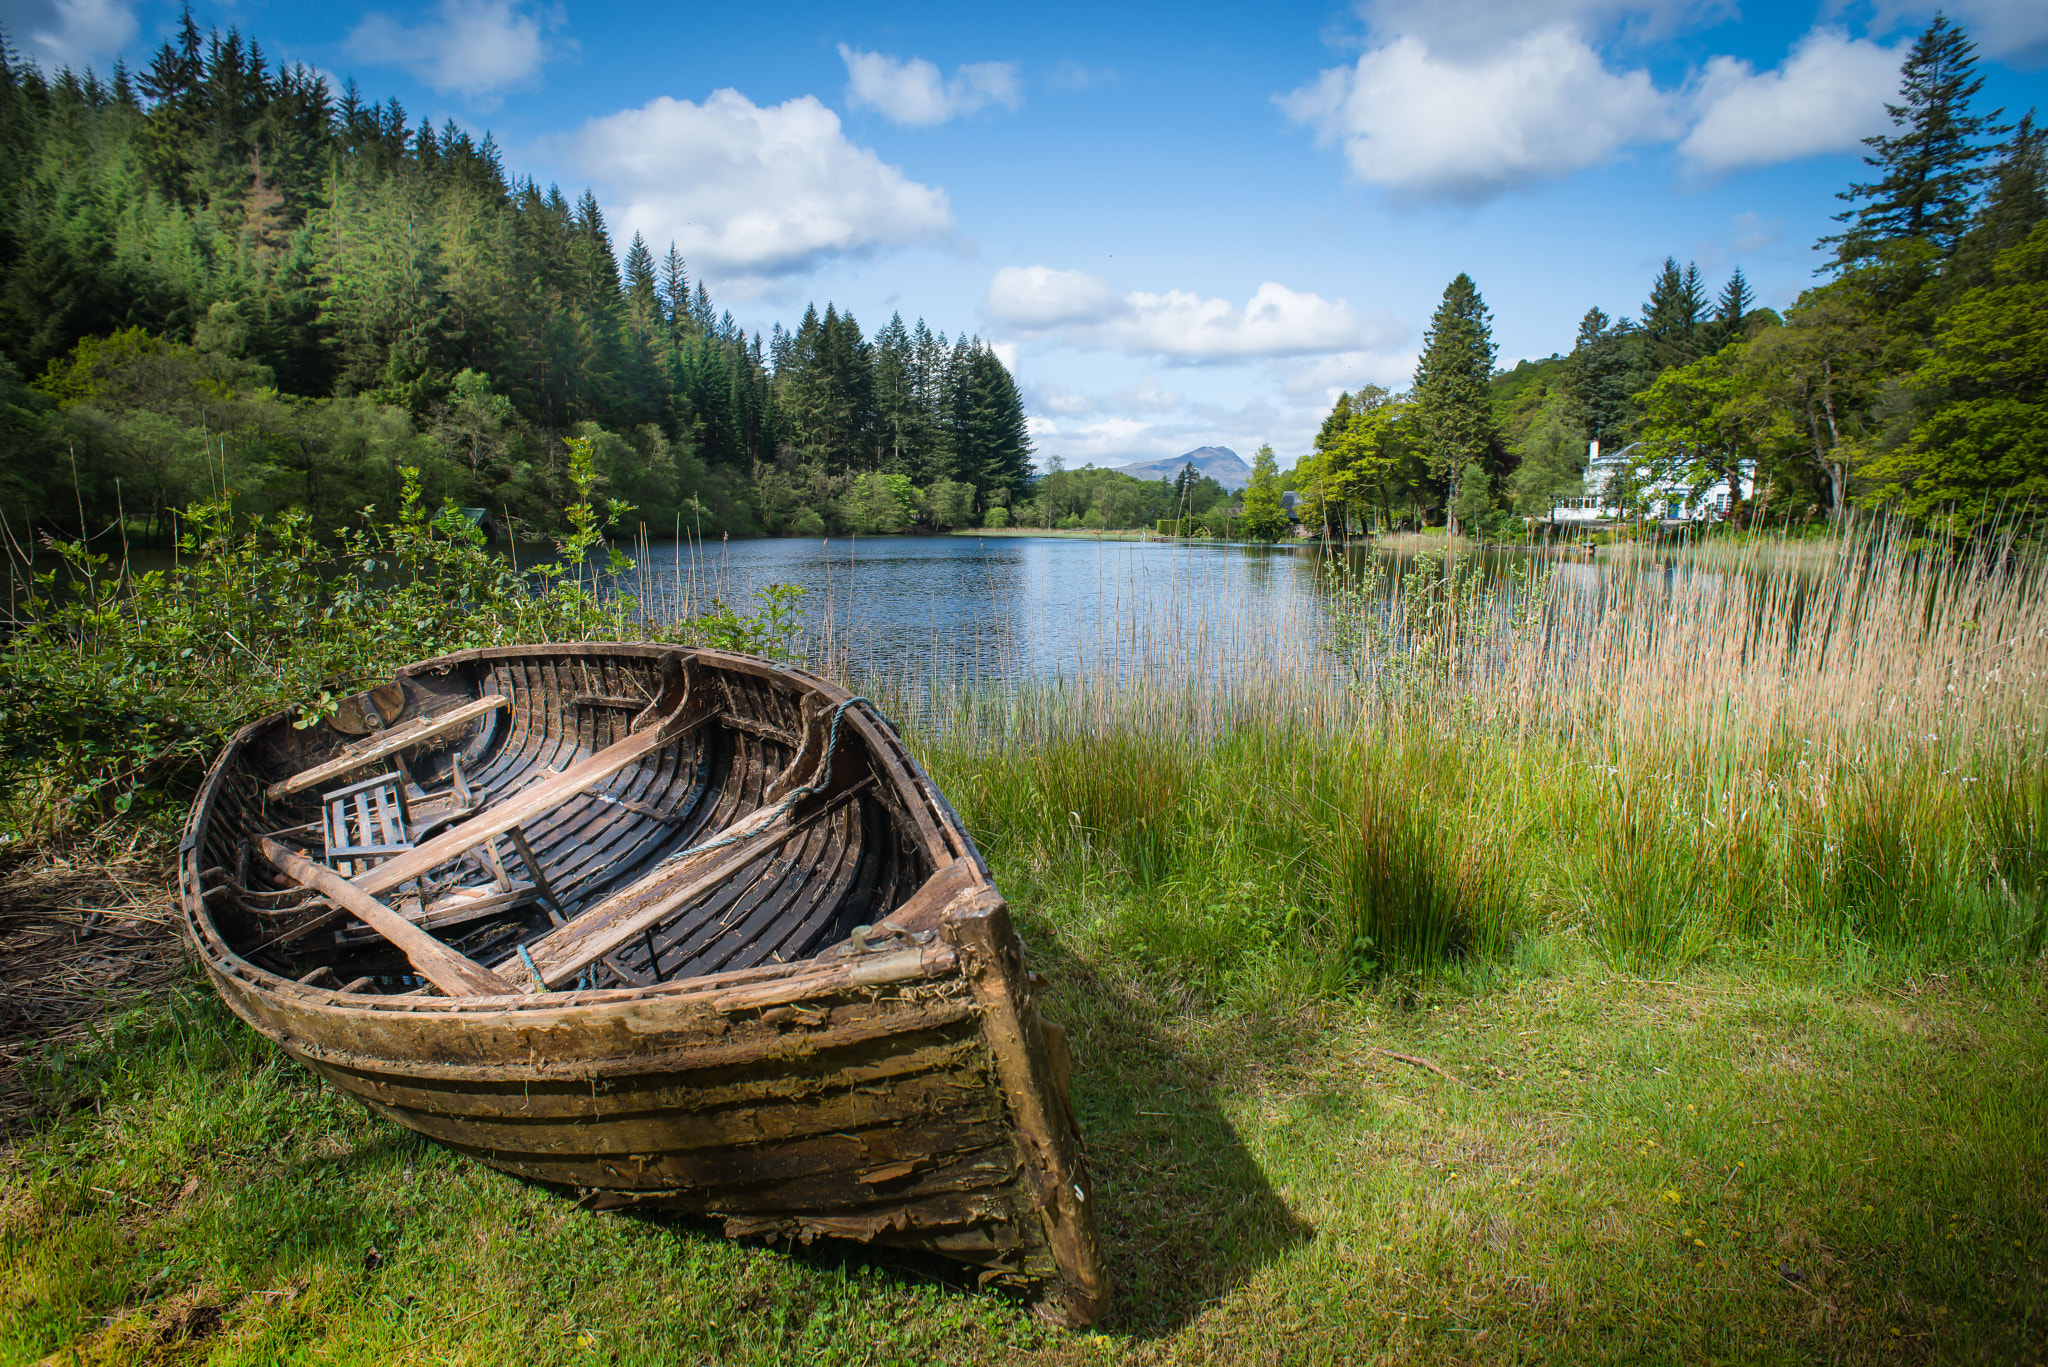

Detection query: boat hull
xmin=177 ymin=645 xmax=1107 ymax=1323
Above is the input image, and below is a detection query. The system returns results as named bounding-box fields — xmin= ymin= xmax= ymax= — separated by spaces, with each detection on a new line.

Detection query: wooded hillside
xmin=0 ymin=17 xmax=1032 ymax=541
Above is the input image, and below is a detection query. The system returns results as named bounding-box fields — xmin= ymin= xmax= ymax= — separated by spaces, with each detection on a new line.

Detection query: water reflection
xmin=621 ymin=534 xmax=1756 ymax=686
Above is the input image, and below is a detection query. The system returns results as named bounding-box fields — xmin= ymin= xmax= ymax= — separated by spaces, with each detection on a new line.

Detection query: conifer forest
xmin=0 ymin=16 xmax=1033 ymax=544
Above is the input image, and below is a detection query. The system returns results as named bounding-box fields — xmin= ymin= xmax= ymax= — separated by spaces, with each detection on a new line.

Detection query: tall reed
xmin=868 ymin=524 xmax=2048 ymax=982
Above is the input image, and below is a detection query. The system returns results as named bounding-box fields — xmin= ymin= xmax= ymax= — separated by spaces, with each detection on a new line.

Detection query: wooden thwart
xmin=257 ymin=837 xmax=515 ymax=996
xmin=352 ymin=705 xmax=706 ymax=899
xmin=504 ymin=777 xmax=874 ymax=990
xmin=265 ymin=694 xmax=510 ymax=800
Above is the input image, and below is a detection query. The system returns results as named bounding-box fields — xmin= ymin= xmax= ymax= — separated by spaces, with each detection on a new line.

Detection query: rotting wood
xmin=503 ymin=777 xmax=877 ymax=990
xmin=352 ymin=696 xmax=709 ymax=897
xmin=257 ymin=838 xmax=515 ymax=997
xmin=177 ymin=644 xmax=1109 ymax=1325
xmin=264 ymin=694 xmax=510 ymax=800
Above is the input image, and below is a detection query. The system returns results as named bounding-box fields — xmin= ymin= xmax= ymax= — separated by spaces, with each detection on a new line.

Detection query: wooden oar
xmin=257 ymin=837 xmax=515 ymax=997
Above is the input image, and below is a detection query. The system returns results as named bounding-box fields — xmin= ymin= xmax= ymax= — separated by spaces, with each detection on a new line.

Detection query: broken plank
xmin=352 ymin=705 xmax=708 ymax=898
xmin=503 ymin=778 xmax=874 ymax=990
xmin=257 ymin=837 xmax=515 ymax=996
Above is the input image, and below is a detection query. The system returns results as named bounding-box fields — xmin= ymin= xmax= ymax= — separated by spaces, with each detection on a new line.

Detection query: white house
xmin=1547 ymin=441 xmax=1755 ymax=526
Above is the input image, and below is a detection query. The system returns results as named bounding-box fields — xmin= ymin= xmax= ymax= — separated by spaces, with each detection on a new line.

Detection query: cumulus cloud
xmin=346 ymin=0 xmax=567 ymax=104
xmin=1356 ymin=0 xmax=1735 ymax=57
xmin=986 ymin=268 xmax=1402 ymax=362
xmin=984 ymin=266 xmax=1125 ymax=329
xmin=838 ymin=46 xmax=1021 ymax=126
xmin=558 ymin=90 xmax=953 ymax=294
xmin=10 ymin=0 xmax=136 ymax=72
xmin=1679 ymin=29 xmax=1903 ymax=174
xmin=1920 ymin=0 xmax=2048 ymax=65
xmin=1278 ymin=28 xmax=1678 ymax=203
xmin=1279 ymin=349 xmax=1420 ymax=397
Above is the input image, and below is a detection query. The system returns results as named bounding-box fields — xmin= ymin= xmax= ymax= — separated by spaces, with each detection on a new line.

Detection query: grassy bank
xmin=948 ymin=527 xmax=1155 ymax=541
xmin=3 ymin=524 xmax=2046 ymax=1361
xmin=3 ymin=852 xmax=2043 ymax=1365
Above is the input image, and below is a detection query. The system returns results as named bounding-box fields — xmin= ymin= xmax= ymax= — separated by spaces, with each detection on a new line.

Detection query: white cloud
xmin=1279 ymin=349 xmax=1419 ymax=397
xmin=984 ymin=266 xmax=1125 ymax=329
xmin=1921 ymin=0 xmax=2048 ymax=65
xmin=1032 ymin=378 xmax=1188 ymax=417
xmin=13 ymin=0 xmax=136 ymax=72
xmin=986 ymin=268 xmax=1403 ymax=361
xmin=1679 ymin=29 xmax=1903 ymax=175
xmin=838 ymin=46 xmax=1021 ymax=126
xmin=1356 ymin=0 xmax=1735 ymax=57
xmin=1279 ymin=28 xmax=1678 ymax=203
xmin=346 ymin=0 xmax=567 ymax=104
xmin=558 ymin=90 xmax=954 ymax=294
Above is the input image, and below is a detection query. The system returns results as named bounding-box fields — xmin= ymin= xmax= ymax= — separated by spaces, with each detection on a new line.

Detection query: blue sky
xmin=5 ymin=0 xmax=2046 ymax=470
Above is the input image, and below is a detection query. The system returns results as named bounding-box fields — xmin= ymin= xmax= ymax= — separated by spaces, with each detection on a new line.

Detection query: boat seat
xmin=322 ymin=772 xmax=418 ymax=880
xmin=320 ymin=770 xmax=564 ymax=944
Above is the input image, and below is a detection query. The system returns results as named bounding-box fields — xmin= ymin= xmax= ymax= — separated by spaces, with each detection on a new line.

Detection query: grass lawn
xmin=3 ymin=846 xmax=2042 ymax=1365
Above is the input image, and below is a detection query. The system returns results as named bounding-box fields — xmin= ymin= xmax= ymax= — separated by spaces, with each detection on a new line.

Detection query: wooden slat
xmin=501 ymin=778 xmax=874 ymax=989
xmin=257 ymin=837 xmax=515 ymax=997
xmin=352 ymin=706 xmax=706 ymax=898
xmin=264 ymin=695 xmax=510 ymax=800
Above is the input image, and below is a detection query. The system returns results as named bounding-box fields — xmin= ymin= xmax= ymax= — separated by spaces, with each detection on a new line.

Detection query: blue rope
xmin=521 ymin=696 xmax=871 ymax=996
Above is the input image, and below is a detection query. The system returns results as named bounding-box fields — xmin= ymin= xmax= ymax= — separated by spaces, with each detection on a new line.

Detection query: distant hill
xmin=1111 ymin=446 xmax=1254 ymax=492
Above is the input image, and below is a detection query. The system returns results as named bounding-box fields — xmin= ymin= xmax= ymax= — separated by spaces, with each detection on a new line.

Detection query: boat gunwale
xmin=177 ymin=643 xmax=986 ymax=1022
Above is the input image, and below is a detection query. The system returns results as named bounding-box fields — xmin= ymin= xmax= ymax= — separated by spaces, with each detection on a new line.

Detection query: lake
xmin=3 ymin=527 xmax=1756 ymax=689
xmin=617 ymin=533 xmax=1673 ymax=687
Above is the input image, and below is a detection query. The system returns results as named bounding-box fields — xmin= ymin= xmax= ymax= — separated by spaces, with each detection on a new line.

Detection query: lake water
xmin=620 ymin=533 xmax=1640 ymax=685
xmin=620 ymin=533 xmax=1338 ymax=683
xmin=5 ymin=527 xmax=1750 ymax=688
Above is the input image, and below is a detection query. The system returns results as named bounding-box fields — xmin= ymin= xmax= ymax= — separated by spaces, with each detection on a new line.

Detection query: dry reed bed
xmin=0 ymin=837 xmax=185 ymax=1133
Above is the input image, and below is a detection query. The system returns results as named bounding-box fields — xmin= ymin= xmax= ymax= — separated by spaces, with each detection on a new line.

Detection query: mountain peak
xmin=1111 ymin=446 xmax=1253 ymax=492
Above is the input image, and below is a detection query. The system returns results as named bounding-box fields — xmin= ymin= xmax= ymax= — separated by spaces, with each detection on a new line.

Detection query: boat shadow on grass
xmin=605 ymin=927 xmax=1310 ymax=1340
xmin=1031 ymin=929 xmax=1314 ymax=1339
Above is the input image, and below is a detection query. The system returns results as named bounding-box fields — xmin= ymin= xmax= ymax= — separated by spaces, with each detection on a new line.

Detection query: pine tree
xmin=1561 ymin=306 xmax=1649 ymax=456
xmin=1413 ymin=272 xmax=1499 ymax=531
xmin=1947 ymin=110 xmax=2047 ymax=290
xmin=951 ymin=344 xmax=1031 ymax=507
xmin=659 ymin=244 xmax=688 ymax=338
xmin=1716 ymin=267 xmax=1755 ymax=333
xmin=1644 ymin=257 xmax=1709 ymax=370
xmin=1825 ymin=14 xmax=2005 ymax=267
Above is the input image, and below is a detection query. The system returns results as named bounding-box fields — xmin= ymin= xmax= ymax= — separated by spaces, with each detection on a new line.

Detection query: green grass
xmin=6 ymin=528 xmax=2048 ymax=1362
xmin=4 ymin=824 xmax=2044 ymax=1364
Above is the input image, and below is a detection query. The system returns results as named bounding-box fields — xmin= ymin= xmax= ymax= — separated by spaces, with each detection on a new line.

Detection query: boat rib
xmin=177 ymin=645 xmax=1108 ymax=1325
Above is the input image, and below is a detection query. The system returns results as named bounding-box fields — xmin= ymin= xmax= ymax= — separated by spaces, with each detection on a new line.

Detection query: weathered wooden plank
xmin=264 ymin=694 xmax=510 ymax=800
xmin=257 ymin=837 xmax=516 ymax=997
xmin=317 ymin=1035 xmax=986 ymax=1121
xmin=370 ymin=1065 xmax=1002 ymax=1155
xmin=504 ymin=777 xmax=876 ymax=989
xmin=352 ymin=709 xmax=704 ymax=897
xmin=946 ymin=890 xmax=1111 ymax=1326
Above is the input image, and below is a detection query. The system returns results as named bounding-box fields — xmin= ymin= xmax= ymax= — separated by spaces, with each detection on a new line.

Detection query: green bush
xmin=0 ymin=439 xmax=802 ymax=840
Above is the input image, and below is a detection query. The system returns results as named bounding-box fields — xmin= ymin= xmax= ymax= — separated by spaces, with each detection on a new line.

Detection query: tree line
xmin=1297 ymin=15 xmax=2045 ymax=540
xmin=0 ymin=16 xmax=1032 ymax=544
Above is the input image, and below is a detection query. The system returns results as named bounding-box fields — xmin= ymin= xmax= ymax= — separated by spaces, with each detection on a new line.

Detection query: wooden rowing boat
xmin=176 ymin=644 xmax=1109 ymax=1324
